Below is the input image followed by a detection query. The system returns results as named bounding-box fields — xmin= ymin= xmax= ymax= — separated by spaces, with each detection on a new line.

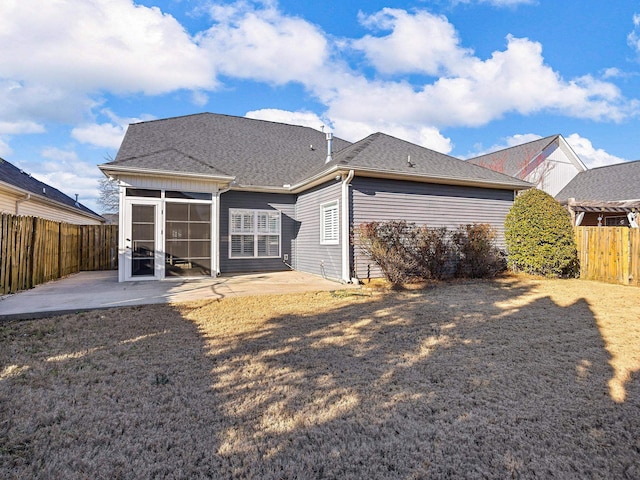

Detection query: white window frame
xmin=320 ymin=200 xmax=340 ymax=245
xmin=229 ymin=209 xmax=281 ymax=259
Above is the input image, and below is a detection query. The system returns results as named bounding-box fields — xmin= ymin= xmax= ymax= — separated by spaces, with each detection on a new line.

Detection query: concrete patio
xmin=0 ymin=270 xmax=353 ymax=320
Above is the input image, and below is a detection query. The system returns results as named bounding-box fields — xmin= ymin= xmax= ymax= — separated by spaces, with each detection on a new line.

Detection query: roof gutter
xmin=287 ymin=165 xmax=531 ymax=193
xmin=98 ymin=164 xmax=236 ymax=183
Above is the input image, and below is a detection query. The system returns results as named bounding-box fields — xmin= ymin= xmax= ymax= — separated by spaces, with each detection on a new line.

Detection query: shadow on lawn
xmin=192 ymin=279 xmax=639 ymax=479
xmin=1 ymin=279 xmax=639 ymax=479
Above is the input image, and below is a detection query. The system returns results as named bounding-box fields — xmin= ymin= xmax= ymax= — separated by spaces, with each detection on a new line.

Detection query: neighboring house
xmin=468 ymin=134 xmax=587 ymax=197
xmin=0 ymin=157 xmax=104 ymax=225
xmin=99 ymin=113 xmax=531 ymax=283
xmin=555 ymin=160 xmax=640 ymax=227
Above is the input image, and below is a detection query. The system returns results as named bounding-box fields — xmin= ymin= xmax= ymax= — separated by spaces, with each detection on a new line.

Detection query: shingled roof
xmin=105 ymin=113 xmax=530 ymax=191
xmin=0 ymin=157 xmax=102 ymax=219
xmin=323 ymin=132 xmax=531 ymax=189
xmin=467 ymin=135 xmax=561 ymax=178
xmin=556 ymin=160 xmax=640 ymax=202
xmin=108 ymin=113 xmax=352 ymax=187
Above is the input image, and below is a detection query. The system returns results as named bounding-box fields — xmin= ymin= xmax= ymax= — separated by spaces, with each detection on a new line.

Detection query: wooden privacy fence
xmin=575 ymin=226 xmax=640 ymax=286
xmin=0 ymin=214 xmax=118 ymax=295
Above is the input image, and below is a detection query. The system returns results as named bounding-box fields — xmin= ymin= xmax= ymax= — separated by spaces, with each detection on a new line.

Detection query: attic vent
xmin=42 ymin=187 xmax=46 ymax=194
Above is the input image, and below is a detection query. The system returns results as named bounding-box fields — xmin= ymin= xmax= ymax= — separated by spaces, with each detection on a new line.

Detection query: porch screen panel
xmin=131 ymin=204 xmax=156 ymax=276
xmin=165 ymin=202 xmax=211 ymax=276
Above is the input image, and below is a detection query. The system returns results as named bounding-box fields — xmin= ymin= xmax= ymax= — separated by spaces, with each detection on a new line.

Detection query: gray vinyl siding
xmin=294 ymin=181 xmax=343 ymax=280
xmin=219 ymin=191 xmax=296 ymax=274
xmin=351 ymin=177 xmax=515 ymax=279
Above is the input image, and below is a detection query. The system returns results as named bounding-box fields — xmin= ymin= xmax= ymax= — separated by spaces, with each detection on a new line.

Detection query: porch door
xmin=124 ymin=200 xmax=162 ymax=280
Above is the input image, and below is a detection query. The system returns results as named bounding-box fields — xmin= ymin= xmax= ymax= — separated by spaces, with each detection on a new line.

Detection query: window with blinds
xmin=230 ymin=209 xmax=281 ymax=258
xmin=320 ymin=200 xmax=339 ymax=245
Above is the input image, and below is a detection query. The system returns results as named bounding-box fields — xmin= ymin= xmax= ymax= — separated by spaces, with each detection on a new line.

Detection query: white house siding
xmin=351 ymin=177 xmax=515 ymax=279
xmin=526 ymin=144 xmax=583 ymax=198
xmin=0 ymin=189 xmax=102 ymax=225
xmin=115 ymin=174 xmax=220 ymax=194
xmin=294 ymin=181 xmax=343 ymax=280
xmin=219 ymin=191 xmax=296 ymax=274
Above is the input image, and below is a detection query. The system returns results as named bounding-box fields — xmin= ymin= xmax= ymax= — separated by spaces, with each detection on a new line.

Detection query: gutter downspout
xmin=15 ymin=193 xmax=31 ymax=215
xmin=341 ymin=170 xmax=354 ymax=283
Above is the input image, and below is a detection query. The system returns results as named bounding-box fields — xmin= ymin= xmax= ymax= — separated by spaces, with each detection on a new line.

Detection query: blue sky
xmin=2 ymin=0 xmax=640 ymax=212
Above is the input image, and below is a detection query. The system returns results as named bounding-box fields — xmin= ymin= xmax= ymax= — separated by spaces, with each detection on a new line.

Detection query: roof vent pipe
xmin=325 ymin=132 xmax=333 ymax=164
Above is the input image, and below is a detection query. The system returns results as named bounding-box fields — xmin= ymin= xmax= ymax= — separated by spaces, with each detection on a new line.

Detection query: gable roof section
xmin=106 ymin=113 xmax=352 ymax=187
xmin=555 ymin=159 xmax=640 ymax=202
xmin=0 ymin=157 xmax=103 ymax=220
xmin=323 ymin=132 xmax=531 ymax=189
xmin=467 ymin=135 xmax=562 ymax=178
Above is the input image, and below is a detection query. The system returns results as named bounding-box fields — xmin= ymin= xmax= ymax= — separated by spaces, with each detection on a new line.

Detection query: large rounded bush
xmin=505 ymin=189 xmax=578 ymax=277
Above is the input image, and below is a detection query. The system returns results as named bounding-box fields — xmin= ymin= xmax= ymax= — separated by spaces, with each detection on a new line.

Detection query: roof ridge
xmin=584 ymin=158 xmax=640 ymax=171
xmin=470 ymin=134 xmax=559 ymax=161
xmin=117 ymin=147 xmax=232 ymax=177
xmin=129 ymin=112 xmax=349 ymax=140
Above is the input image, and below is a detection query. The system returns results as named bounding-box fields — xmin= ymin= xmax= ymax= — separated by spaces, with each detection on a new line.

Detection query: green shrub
xmin=504 ymin=189 xmax=578 ymax=277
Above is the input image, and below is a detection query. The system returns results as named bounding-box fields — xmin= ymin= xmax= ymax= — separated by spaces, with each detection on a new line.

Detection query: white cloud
xmin=41 ymin=147 xmax=80 ymax=163
xmin=565 ymin=133 xmax=628 ymax=168
xmin=0 ymin=138 xmax=12 ymax=157
xmin=327 ymin=14 xmax=633 ymax=133
xmin=72 ymin=123 xmax=127 ymax=149
xmin=451 ymin=0 xmax=535 ymax=6
xmin=628 ymin=14 xmax=640 ymax=55
xmin=353 ymin=9 xmax=470 ymax=76
xmin=0 ymin=0 xmax=214 ymax=96
xmin=0 ymin=120 xmax=45 ymax=135
xmin=71 ymin=110 xmax=155 ymax=149
xmin=16 ymin=150 xmax=103 ymax=211
xmin=198 ymin=2 xmax=328 ymax=85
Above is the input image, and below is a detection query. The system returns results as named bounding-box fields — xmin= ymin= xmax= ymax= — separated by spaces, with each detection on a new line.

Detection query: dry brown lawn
xmin=1 ymin=275 xmax=639 ymax=479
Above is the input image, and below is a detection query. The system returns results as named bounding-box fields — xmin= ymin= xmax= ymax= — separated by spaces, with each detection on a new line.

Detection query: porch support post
xmin=117 ymin=183 xmax=126 ymax=282
xmin=341 ymin=170 xmax=354 ymax=283
xmin=213 ymin=187 xmax=220 ymax=277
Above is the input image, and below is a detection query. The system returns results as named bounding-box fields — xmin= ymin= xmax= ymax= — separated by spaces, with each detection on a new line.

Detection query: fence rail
xmin=1 ymin=214 xmax=118 ymax=295
xmin=575 ymin=226 xmax=640 ymax=286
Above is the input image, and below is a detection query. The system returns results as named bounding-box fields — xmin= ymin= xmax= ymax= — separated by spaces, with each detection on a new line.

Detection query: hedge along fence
xmin=575 ymin=226 xmax=640 ymax=286
xmin=0 ymin=214 xmax=118 ymax=295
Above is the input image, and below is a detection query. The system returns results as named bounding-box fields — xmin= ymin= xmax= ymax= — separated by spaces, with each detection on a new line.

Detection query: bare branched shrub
xmin=357 ymin=221 xmax=504 ymax=284
xmin=414 ymin=226 xmax=456 ymax=280
xmin=356 ymin=221 xmax=418 ymax=287
xmin=452 ymin=224 xmax=505 ymax=278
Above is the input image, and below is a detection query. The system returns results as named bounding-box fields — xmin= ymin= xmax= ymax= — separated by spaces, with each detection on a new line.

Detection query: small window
xmin=229 ymin=209 xmax=281 ymax=258
xmin=126 ymin=188 xmax=161 ymax=198
xmin=165 ymin=191 xmax=212 ymax=200
xmin=320 ymin=200 xmax=339 ymax=245
xmin=605 ymin=216 xmax=628 ymax=226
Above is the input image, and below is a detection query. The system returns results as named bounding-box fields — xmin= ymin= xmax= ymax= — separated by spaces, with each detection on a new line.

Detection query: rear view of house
xmin=99 ymin=113 xmax=530 ymax=283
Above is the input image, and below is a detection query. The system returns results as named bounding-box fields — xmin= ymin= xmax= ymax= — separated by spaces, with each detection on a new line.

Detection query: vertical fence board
xmin=0 ymin=214 xmax=118 ymax=295
xmin=575 ymin=226 xmax=639 ymax=286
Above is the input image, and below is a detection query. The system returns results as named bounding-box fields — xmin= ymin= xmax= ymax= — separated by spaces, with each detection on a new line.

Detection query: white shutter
xmin=321 ymin=201 xmax=339 ymax=245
